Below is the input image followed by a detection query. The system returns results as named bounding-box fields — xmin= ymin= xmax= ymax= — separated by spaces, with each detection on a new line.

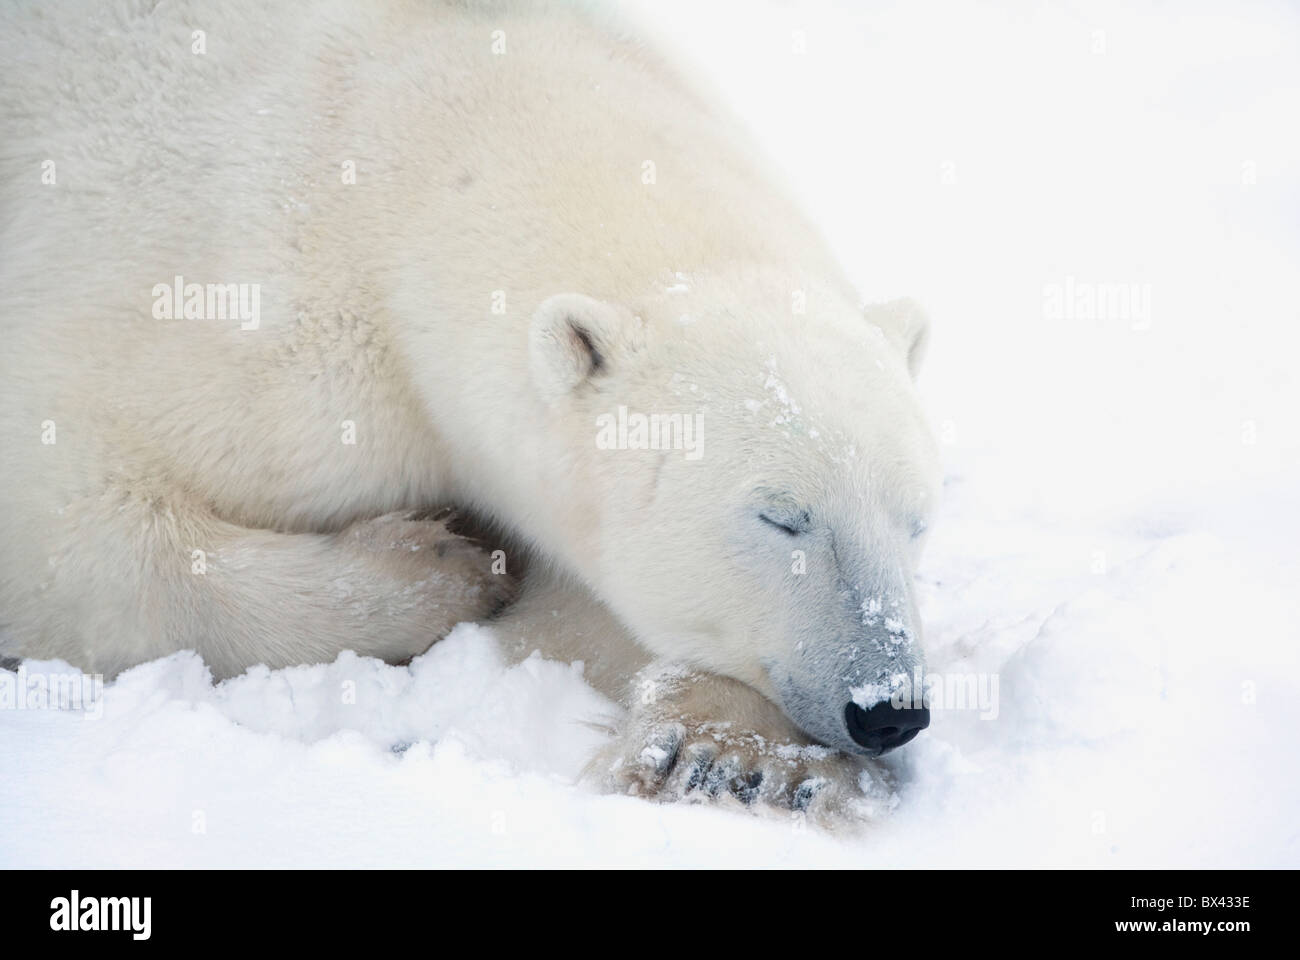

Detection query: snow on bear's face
xmin=529 ymin=276 xmax=940 ymax=756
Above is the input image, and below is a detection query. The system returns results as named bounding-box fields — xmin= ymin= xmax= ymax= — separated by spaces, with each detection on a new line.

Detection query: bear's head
xmin=528 ymin=270 xmax=939 ymax=757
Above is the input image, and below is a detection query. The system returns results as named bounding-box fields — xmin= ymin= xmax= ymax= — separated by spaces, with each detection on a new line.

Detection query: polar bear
xmin=0 ymin=0 xmax=939 ymax=816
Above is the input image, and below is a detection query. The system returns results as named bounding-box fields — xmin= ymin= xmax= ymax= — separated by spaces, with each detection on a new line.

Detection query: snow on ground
xmin=3 ymin=0 xmax=1298 ymax=867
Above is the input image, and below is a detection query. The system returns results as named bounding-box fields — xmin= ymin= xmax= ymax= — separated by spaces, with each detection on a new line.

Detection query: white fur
xmin=0 ymin=0 xmax=938 ymax=802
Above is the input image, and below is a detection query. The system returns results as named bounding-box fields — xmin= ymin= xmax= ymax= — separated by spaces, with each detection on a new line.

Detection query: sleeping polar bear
xmin=0 ymin=0 xmax=939 ymax=819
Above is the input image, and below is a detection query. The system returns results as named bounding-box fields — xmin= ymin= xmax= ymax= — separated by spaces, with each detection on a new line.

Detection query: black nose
xmin=844 ymin=701 xmax=930 ymax=754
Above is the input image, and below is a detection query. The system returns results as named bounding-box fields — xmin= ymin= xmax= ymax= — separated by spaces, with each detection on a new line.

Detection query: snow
xmin=3 ymin=0 xmax=1298 ymax=867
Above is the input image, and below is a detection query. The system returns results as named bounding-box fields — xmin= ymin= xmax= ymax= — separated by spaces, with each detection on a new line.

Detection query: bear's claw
xmin=584 ymin=667 xmax=897 ymax=827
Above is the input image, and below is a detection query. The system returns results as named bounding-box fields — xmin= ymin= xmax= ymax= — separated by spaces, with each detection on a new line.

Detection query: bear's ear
xmin=528 ymin=293 xmax=641 ymax=400
xmin=864 ymin=297 xmax=930 ymax=379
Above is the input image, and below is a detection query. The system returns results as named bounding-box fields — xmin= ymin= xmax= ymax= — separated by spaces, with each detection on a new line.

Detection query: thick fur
xmin=0 ymin=0 xmax=939 ymax=815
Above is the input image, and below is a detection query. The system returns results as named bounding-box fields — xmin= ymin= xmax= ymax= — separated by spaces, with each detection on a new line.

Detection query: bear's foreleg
xmin=193 ymin=508 xmax=515 ymax=678
xmin=490 ymin=568 xmax=889 ymax=824
xmin=5 ymin=498 xmax=513 ymax=679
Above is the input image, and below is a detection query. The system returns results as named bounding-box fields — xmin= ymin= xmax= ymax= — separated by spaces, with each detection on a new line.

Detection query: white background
xmin=2 ymin=0 xmax=1298 ymax=866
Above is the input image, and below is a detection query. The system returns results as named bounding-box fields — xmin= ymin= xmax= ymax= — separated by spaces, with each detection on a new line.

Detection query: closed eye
xmin=910 ymin=519 xmax=928 ymax=540
xmin=759 ymin=511 xmax=810 ymax=536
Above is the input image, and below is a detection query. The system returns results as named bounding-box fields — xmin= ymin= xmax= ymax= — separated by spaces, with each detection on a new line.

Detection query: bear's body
xmin=1 ymin=0 xmax=939 ymax=816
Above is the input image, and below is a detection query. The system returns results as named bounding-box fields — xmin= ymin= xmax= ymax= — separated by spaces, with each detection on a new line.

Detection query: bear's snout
xmin=844 ymin=701 xmax=930 ymax=756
